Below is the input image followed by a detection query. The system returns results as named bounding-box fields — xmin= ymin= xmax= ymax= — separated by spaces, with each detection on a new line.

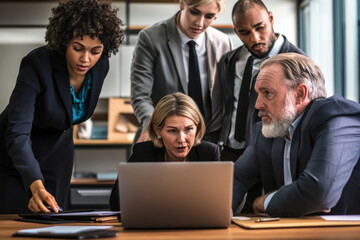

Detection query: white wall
xmin=0 ymin=0 xmax=298 ymax=112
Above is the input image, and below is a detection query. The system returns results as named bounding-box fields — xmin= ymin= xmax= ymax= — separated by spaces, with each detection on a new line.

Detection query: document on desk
xmin=18 ymin=210 xmax=121 ymax=224
xmin=51 ymin=211 xmax=120 ymax=217
xmin=232 ymin=216 xmax=360 ymax=229
xmin=13 ymin=226 xmax=117 ymax=238
xmin=321 ymin=215 xmax=360 ymax=221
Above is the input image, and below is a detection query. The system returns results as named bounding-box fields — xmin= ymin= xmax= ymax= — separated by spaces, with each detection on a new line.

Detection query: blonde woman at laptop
xmin=110 ymin=92 xmax=220 ymax=210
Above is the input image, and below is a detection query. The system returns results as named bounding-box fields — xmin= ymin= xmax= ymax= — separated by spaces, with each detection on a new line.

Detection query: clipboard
xmin=232 ymin=216 xmax=360 ymax=229
xmin=13 ymin=226 xmax=117 ymax=239
xmin=17 ymin=210 xmax=120 ymax=224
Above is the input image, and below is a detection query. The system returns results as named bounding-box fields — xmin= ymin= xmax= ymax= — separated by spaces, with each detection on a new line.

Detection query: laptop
xmin=117 ymin=161 xmax=233 ymax=229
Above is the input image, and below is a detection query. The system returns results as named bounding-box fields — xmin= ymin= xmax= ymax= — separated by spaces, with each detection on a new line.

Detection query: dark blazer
xmin=206 ymin=35 xmax=305 ymax=145
xmin=0 ymin=46 xmax=109 ymax=213
xmin=232 ymin=95 xmax=360 ymax=217
xmin=109 ymin=140 xmax=220 ymax=211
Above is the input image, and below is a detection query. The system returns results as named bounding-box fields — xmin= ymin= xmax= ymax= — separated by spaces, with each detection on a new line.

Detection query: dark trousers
xmin=220 ymin=146 xmax=262 ymax=214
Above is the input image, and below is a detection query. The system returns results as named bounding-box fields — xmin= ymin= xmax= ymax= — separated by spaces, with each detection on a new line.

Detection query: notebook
xmin=117 ymin=161 xmax=233 ymax=229
xmin=13 ymin=226 xmax=117 ymax=239
xmin=18 ymin=210 xmax=121 ymax=224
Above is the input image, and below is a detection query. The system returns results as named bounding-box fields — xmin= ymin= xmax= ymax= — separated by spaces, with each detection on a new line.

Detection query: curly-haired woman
xmin=0 ymin=0 xmax=124 ymax=213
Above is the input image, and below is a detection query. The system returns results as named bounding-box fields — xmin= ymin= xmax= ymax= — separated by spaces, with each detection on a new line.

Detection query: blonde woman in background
xmin=131 ymin=0 xmax=233 ymax=143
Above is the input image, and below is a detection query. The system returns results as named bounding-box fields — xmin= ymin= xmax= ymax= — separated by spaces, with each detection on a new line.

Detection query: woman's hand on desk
xmin=29 ymin=180 xmax=60 ymax=213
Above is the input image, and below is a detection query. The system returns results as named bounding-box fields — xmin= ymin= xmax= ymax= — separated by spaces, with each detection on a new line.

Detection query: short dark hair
xmin=45 ymin=0 xmax=124 ymax=58
xmin=232 ymin=0 xmax=268 ymax=19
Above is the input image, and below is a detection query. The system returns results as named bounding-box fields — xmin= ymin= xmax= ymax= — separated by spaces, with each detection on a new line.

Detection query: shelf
xmin=74 ymin=136 xmax=134 ymax=146
xmin=71 ymin=178 xmax=115 ymax=185
xmin=73 ymin=97 xmax=138 ymax=146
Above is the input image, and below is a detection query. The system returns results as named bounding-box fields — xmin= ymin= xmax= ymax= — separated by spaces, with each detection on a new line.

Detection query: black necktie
xmin=234 ymin=56 xmax=254 ymax=142
xmin=187 ymin=40 xmax=204 ymax=115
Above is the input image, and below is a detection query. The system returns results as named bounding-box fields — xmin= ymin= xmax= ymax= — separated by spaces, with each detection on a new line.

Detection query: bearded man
xmin=232 ymin=53 xmax=360 ymax=217
xmin=206 ymin=0 xmax=305 ymax=213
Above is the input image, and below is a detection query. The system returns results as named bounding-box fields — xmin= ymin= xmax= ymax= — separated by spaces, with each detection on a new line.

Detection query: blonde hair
xmin=260 ymin=53 xmax=327 ymax=100
xmin=181 ymin=0 xmax=226 ymax=13
xmin=147 ymin=92 xmax=206 ymax=148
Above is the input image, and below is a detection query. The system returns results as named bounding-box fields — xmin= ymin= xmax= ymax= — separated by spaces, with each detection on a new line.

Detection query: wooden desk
xmin=2 ymin=214 xmax=360 ymax=240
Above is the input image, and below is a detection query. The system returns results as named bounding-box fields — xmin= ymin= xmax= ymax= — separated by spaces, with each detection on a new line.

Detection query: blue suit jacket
xmin=0 ymin=46 xmax=108 ymax=213
xmin=109 ymin=140 xmax=220 ymax=211
xmin=232 ymin=95 xmax=360 ymax=216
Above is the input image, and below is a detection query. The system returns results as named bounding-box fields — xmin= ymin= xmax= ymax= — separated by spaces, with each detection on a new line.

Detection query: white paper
xmin=232 ymin=216 xmax=251 ymax=221
xmin=321 ymin=215 xmax=360 ymax=221
xmin=17 ymin=226 xmax=112 ymax=234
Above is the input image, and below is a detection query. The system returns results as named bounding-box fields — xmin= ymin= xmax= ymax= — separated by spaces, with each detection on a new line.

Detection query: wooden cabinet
xmin=73 ymin=98 xmax=137 ymax=146
xmin=70 ymin=97 xmax=138 ymax=210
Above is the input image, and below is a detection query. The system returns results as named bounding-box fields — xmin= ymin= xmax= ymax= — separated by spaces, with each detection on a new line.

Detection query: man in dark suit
xmin=232 ymin=53 xmax=360 ymax=217
xmin=207 ymin=0 xmax=305 ymax=160
xmin=207 ymin=0 xmax=305 ymax=213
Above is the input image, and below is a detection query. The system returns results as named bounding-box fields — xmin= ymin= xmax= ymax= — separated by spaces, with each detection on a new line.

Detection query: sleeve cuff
xmin=264 ymin=191 xmax=277 ymax=210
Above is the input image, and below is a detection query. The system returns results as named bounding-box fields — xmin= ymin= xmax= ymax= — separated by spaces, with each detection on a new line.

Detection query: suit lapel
xmin=271 ymin=138 xmax=286 ymax=187
xmin=290 ymin=130 xmax=300 ymax=181
xmin=225 ymin=48 xmax=241 ymax=103
xmin=289 ymin=101 xmax=314 ymax=179
xmin=52 ymin=52 xmax=72 ymax=124
xmin=205 ymin=31 xmax=215 ymax=91
xmin=188 ymin=146 xmax=199 ymax=161
xmin=83 ymin=58 xmax=105 ymax=120
xmin=156 ymin=147 xmax=166 ymax=162
xmin=167 ymin=14 xmax=187 ymax=93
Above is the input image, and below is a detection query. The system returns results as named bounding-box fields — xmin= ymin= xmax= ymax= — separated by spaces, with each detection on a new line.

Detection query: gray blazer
xmin=130 ymin=13 xmax=233 ymax=128
xmin=232 ymin=95 xmax=360 ymax=217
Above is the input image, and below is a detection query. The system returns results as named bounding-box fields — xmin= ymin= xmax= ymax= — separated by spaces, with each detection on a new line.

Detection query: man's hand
xmin=252 ymin=193 xmax=271 ymax=217
xmin=28 ymin=180 xmax=60 ymax=213
xmin=136 ymin=130 xmax=150 ymax=143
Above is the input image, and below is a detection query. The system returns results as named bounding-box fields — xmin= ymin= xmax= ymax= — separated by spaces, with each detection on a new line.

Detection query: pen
xmin=255 ymin=217 xmax=280 ymax=223
xmin=46 ymin=206 xmax=63 ymax=212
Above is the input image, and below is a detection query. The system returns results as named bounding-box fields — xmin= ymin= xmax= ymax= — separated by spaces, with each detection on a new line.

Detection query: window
xmin=299 ymin=0 xmax=359 ymax=102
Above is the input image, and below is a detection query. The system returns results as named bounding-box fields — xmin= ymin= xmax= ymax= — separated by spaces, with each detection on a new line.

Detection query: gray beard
xmin=262 ymin=115 xmax=294 ymax=138
xmin=261 ymin=96 xmax=297 ymax=138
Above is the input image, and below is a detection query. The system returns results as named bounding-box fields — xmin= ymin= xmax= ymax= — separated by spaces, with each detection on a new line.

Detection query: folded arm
xmin=267 ymin=116 xmax=360 ymax=217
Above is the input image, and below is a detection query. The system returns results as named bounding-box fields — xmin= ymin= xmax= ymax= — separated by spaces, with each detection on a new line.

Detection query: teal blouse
xmin=70 ymin=73 xmax=92 ymax=124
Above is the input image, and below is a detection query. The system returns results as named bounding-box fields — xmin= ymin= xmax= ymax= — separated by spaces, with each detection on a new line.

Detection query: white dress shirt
xmin=228 ymin=34 xmax=285 ymax=149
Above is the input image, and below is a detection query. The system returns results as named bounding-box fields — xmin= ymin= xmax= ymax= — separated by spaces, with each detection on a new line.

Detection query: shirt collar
xmin=287 ymin=111 xmax=304 ymax=141
xmin=177 ymin=25 xmax=205 ymax=47
xmin=253 ymin=33 xmax=285 ymax=65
